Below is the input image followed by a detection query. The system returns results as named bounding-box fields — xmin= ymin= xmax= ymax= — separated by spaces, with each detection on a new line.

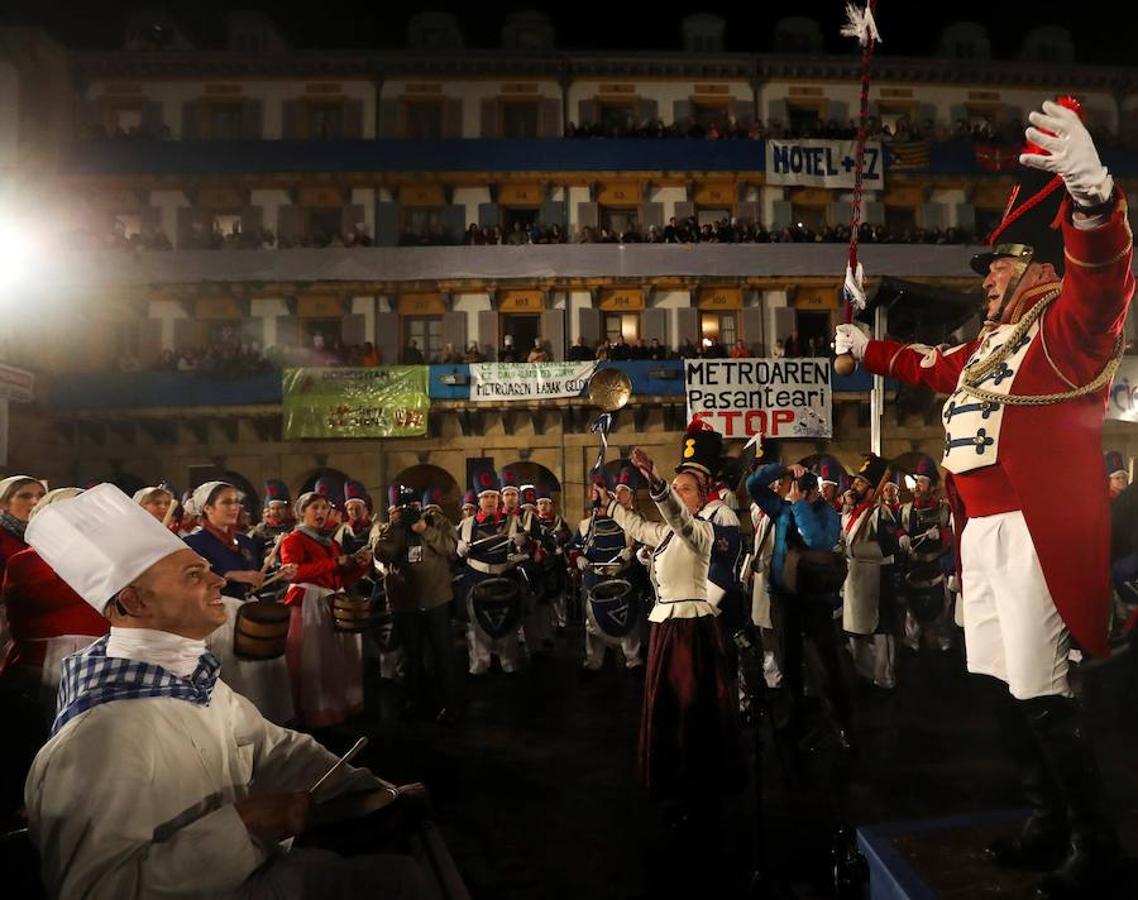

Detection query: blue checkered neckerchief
xmin=52 ymin=635 xmax=221 ymax=736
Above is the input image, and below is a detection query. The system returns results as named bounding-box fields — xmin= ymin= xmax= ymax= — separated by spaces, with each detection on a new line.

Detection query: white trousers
xmin=848 ymin=633 xmax=896 ymax=689
xmin=583 ymin=609 xmax=643 ymax=670
xmin=961 ymin=510 xmax=1072 ymax=700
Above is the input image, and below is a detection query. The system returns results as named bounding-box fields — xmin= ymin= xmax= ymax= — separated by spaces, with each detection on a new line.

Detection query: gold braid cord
xmin=958 ymin=288 xmax=1125 ymax=407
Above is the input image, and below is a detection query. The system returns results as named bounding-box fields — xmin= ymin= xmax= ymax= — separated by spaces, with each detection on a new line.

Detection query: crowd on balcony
xmin=134 ymin=328 xmax=836 ymax=376
xmin=461 ymin=222 xmax=568 ymax=246
xmin=79 ymin=121 xmax=171 ymax=142
xmin=578 ymin=217 xmax=977 ymax=246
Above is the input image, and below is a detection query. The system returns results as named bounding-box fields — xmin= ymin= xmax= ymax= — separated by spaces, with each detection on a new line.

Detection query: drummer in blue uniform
xmin=334 ymin=480 xmax=375 ymax=557
xmin=248 ymin=479 xmax=293 ymax=563
xmin=897 ymin=455 xmax=956 ymax=652
xmin=574 ymin=469 xmax=644 ymax=675
xmin=519 ymin=482 xmax=556 ymax=656
xmin=535 ymin=482 xmax=572 ymax=633
xmin=456 ymin=464 xmax=527 ymax=675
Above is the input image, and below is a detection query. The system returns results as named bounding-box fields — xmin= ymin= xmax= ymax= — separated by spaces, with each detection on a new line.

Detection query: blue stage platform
xmin=858 ymin=809 xmax=1030 ymax=900
xmin=859 ymin=807 xmax=1136 ymax=898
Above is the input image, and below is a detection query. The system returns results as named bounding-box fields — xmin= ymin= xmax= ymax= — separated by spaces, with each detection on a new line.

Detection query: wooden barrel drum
xmin=233 ymin=600 xmax=291 ymax=660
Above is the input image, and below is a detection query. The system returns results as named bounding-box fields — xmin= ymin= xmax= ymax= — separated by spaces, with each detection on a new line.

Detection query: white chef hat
xmin=26 ymin=483 xmax=188 ymax=613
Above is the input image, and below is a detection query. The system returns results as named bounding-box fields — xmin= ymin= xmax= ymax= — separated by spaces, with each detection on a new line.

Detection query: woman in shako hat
xmin=592 ymin=420 xmax=742 ymax=835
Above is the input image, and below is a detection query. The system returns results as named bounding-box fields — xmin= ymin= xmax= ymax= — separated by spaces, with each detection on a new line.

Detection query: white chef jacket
xmin=25 ymin=679 xmax=380 ymax=899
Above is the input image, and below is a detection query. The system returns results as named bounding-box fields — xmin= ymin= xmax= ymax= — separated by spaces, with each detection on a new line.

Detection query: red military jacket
xmin=1 ymin=547 xmax=108 ymax=673
xmin=0 ymin=527 xmax=27 ymax=576
xmin=862 ymin=196 xmax=1134 ymax=657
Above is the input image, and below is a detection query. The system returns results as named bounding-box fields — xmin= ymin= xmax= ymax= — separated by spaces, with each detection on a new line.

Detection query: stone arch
xmin=221 ymin=470 xmax=260 ymax=520
xmin=298 ymin=467 xmax=351 ymax=502
xmin=391 ymin=464 xmax=463 ymax=522
xmin=501 ymin=461 xmax=561 ymax=495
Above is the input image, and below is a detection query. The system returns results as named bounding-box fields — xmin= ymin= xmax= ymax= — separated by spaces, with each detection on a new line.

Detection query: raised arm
xmin=607 ymin=499 xmax=670 ymax=549
xmin=747 ymin=463 xmax=789 ymax=520
xmin=647 ymin=480 xmax=713 ymax=556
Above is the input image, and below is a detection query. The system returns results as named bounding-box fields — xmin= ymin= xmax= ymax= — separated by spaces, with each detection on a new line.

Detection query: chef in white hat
xmin=23 ymin=484 xmax=436 ymax=900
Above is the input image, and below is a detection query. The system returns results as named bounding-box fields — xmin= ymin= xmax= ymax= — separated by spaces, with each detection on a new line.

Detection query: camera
xmin=398 ymin=504 xmax=421 ymax=527
xmin=796 ymin=472 xmax=819 ymax=495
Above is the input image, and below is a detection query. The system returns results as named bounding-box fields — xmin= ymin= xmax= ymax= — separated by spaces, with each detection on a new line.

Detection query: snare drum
xmin=469 ymin=575 xmax=523 ymax=640
xmin=903 ymin=562 xmax=947 ymax=624
xmin=586 ymin=576 xmax=639 ymax=640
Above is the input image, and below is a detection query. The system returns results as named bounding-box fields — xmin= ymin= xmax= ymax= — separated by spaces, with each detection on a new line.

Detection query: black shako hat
xmin=676 ymin=418 xmax=724 ymax=480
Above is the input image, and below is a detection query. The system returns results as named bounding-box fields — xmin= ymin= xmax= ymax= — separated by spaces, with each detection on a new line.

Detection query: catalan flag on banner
xmin=887 ymin=140 xmax=932 ymax=170
xmin=975 ymin=143 xmax=1021 ymax=172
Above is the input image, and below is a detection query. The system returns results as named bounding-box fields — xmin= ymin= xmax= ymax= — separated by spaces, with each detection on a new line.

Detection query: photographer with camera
xmin=747 ymin=461 xmax=850 ymax=750
xmin=373 ymin=484 xmax=459 ymax=724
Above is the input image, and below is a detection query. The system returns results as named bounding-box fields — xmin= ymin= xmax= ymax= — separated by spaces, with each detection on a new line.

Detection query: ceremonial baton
xmin=834 ymin=0 xmax=881 ymax=377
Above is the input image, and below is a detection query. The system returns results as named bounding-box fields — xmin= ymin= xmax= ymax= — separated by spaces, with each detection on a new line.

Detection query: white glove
xmin=576 ymin=555 xmax=589 ymax=572
xmin=619 ymin=547 xmax=635 ymax=562
xmin=636 ymin=546 xmax=653 ymax=567
xmin=1021 ymin=100 xmax=1114 ymax=209
xmin=947 ymin=574 xmax=959 ymax=594
xmin=834 ymin=323 xmax=870 ymax=361
xmin=512 ymin=533 xmax=529 ymax=551
xmin=843 ymin=262 xmax=867 ymax=310
xmin=456 ymin=540 xmax=470 ymax=558
xmin=923 ymin=526 xmax=940 ymax=543
xmin=898 ymin=534 xmax=912 ymax=554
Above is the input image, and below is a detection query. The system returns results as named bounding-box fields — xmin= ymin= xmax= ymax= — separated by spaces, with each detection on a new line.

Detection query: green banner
xmin=282 ymin=367 xmax=429 ymax=438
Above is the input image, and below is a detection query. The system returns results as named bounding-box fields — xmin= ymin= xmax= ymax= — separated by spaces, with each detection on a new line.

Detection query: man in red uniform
xmin=836 ymin=99 xmax=1131 ymax=897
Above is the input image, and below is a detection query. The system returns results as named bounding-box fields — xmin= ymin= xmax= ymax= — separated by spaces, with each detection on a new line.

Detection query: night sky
xmin=1 ymin=1 xmax=1131 ymax=64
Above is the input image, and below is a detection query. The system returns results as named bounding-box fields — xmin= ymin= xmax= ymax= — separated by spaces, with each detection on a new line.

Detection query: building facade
xmin=3 ymin=12 xmax=1137 ymax=518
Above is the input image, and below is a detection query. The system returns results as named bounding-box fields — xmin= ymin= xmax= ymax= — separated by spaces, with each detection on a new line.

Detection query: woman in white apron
xmin=280 ymin=491 xmax=372 ymax=727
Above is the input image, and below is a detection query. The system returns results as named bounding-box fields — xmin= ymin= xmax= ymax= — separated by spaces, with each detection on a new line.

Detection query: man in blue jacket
xmin=747 ymin=462 xmax=852 ymax=748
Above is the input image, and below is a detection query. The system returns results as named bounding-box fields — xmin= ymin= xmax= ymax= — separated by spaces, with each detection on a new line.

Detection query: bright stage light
xmin=0 ymin=216 xmax=44 ymax=289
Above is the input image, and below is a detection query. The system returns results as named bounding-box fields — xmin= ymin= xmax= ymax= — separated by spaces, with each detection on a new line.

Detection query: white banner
xmin=765 ymin=139 xmax=884 ymax=189
xmin=685 ymin=358 xmax=832 ymax=439
xmin=469 ymin=361 xmax=597 ymax=403
xmin=1108 ymin=358 xmax=1138 ymax=423
xmin=0 ymin=363 xmax=34 ymax=403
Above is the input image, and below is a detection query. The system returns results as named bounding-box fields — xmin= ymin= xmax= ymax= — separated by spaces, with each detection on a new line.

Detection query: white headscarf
xmin=132 ymin=485 xmax=173 ymax=507
xmin=0 ymin=475 xmax=42 ymax=505
xmin=30 ymin=487 xmax=83 ymax=519
xmin=188 ymin=481 xmax=232 ymax=518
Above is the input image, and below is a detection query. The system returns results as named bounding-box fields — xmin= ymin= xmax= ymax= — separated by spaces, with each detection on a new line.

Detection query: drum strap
xmin=466 ymin=559 xmax=515 ymax=576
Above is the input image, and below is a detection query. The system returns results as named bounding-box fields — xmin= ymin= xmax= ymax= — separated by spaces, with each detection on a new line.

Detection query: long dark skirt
xmin=639 ymin=615 xmax=743 ymax=802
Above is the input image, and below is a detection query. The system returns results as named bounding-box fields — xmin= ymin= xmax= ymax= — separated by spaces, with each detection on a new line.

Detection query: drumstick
xmin=260 ymin=533 xmax=286 ymax=573
xmin=258 ymin=567 xmax=292 ymax=590
xmin=161 ymin=498 xmax=179 ymax=529
xmin=470 ymin=534 xmax=510 ymax=548
xmin=309 ymin=737 xmax=368 ymax=795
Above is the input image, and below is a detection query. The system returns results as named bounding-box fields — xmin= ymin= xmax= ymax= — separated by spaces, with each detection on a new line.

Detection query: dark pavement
xmin=322 ymin=624 xmax=1138 ymax=900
